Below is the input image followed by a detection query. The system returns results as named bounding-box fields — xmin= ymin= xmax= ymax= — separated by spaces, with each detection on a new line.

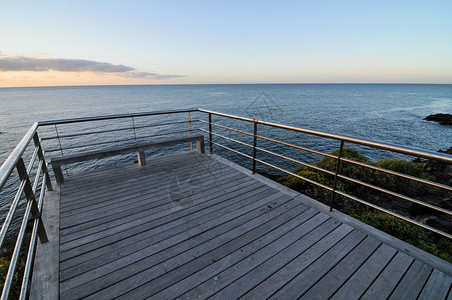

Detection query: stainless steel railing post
xmin=252 ymin=120 xmax=258 ymax=174
xmin=330 ymin=140 xmax=345 ymax=211
xmin=33 ymin=132 xmax=53 ymax=191
xmin=209 ymin=113 xmax=213 ymax=154
xmin=188 ymin=112 xmax=193 ymax=151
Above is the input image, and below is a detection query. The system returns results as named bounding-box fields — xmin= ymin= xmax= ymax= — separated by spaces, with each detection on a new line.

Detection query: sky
xmin=1 ymin=0 xmax=452 ymax=87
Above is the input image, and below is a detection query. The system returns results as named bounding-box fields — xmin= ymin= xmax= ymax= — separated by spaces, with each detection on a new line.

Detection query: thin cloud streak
xmin=0 ymin=55 xmax=185 ymax=79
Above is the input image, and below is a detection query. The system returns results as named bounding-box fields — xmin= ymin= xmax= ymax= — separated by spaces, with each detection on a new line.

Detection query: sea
xmin=1 ymin=83 xmax=452 ymax=231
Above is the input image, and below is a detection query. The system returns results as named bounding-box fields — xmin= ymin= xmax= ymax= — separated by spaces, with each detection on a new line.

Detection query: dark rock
xmin=423 ymin=146 xmax=452 ymax=185
xmin=424 ymin=113 xmax=452 ymax=126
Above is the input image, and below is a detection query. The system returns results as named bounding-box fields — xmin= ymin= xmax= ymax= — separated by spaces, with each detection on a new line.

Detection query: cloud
xmin=123 ymin=71 xmax=185 ymax=79
xmin=0 ymin=54 xmax=185 ymax=79
xmin=0 ymin=56 xmax=134 ymax=72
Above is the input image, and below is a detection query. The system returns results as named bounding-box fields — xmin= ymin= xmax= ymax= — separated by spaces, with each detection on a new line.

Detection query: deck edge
xmin=30 ymin=181 xmax=60 ymax=300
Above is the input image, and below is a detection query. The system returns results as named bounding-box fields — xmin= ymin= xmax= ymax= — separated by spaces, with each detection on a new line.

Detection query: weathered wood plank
xmin=59 ymin=172 xmax=255 ymax=243
xmin=299 ymin=236 xmax=382 ymax=299
xmin=118 ymin=202 xmax=312 ymax=299
xmin=331 ymin=243 xmax=397 ymax=299
xmin=60 ymin=183 xmax=276 ymax=276
xmin=59 ymin=180 xmax=274 ymax=259
xmin=418 ymin=269 xmax=452 ymax=300
xmin=59 ymin=152 xmax=207 ymax=196
xmin=59 ymin=153 xmax=225 ymax=206
xmin=149 ymin=208 xmax=320 ymax=300
xmin=29 ymin=185 xmax=60 ymax=300
xmin=177 ymin=216 xmax=339 ymax=300
xmin=60 ymin=152 xmax=215 ymax=194
xmin=209 ymin=222 xmax=353 ymax=300
xmin=389 ymin=260 xmax=433 ymax=299
xmin=60 ymin=192 xmax=294 ymax=297
xmin=246 ymin=229 xmax=366 ymax=299
xmin=360 ymin=251 xmax=414 ymax=300
xmin=60 ymin=167 xmax=241 ymax=229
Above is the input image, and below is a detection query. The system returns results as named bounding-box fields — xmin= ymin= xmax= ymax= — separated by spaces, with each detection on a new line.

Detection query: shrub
xmin=351 ymin=210 xmax=452 ymax=262
xmin=373 ymin=158 xmax=434 ymax=196
xmin=0 ymin=257 xmax=25 ymax=298
xmin=277 ymin=147 xmax=451 ymax=262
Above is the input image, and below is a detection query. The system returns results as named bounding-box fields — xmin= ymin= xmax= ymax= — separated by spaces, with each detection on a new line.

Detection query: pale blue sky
xmin=1 ymin=0 xmax=451 ymax=86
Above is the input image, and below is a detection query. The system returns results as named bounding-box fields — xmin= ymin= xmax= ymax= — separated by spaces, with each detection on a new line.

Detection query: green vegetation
xmin=351 ymin=210 xmax=452 ymax=262
xmin=278 ymin=147 xmax=452 ymax=263
xmin=0 ymin=257 xmax=25 ymax=298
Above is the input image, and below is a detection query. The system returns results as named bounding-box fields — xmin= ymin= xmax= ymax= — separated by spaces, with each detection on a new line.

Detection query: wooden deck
xmin=31 ymin=151 xmax=452 ymax=299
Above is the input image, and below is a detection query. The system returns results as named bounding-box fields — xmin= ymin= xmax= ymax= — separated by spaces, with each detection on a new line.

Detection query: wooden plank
xmin=209 ymin=223 xmax=353 ymax=300
xmin=29 ymin=186 xmax=60 ymax=300
xmin=149 ymin=208 xmax=320 ymax=300
xmin=60 ymin=161 xmax=237 ymax=218
xmin=60 ymin=173 xmax=254 ymax=243
xmin=331 ymin=243 xmax=398 ymax=299
xmin=59 ymin=159 xmax=230 ymax=211
xmin=246 ymin=229 xmax=366 ymax=299
xmin=59 ymin=153 xmax=223 ymax=204
xmin=59 ymin=152 xmax=205 ymax=194
xmin=60 ymin=152 xmax=213 ymax=192
xmin=60 ymin=161 xmax=237 ymax=213
xmin=417 ymin=269 xmax=452 ymax=300
xmin=119 ymin=202 xmax=312 ymax=299
xmin=113 ymin=209 xmax=331 ymax=300
xmin=59 ymin=180 xmax=271 ymax=270
xmin=59 ymin=178 xmax=272 ymax=258
xmin=177 ymin=215 xmax=339 ymax=300
xmin=60 ymin=169 xmax=236 ymax=217
xmin=61 ymin=172 xmax=265 ymax=235
xmin=61 ymin=194 xmax=296 ymax=299
xmin=60 ymin=183 xmax=276 ymax=276
xmin=60 ymin=192 xmax=294 ymax=297
xmin=61 ymin=186 xmax=280 ymax=278
xmin=299 ymin=236 xmax=382 ymax=299
xmin=361 ymin=251 xmax=414 ymax=300
xmin=60 ymin=167 xmax=241 ymax=228
xmin=60 ymin=151 xmax=195 ymax=186
xmin=389 ymin=260 xmax=433 ymax=299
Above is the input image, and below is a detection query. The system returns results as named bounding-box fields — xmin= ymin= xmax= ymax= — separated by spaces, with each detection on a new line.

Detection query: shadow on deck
xmin=31 ymin=152 xmax=452 ymax=299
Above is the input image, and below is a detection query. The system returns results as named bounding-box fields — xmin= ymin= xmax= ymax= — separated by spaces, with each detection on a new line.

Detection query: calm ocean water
xmin=1 ymin=84 xmax=452 ymax=229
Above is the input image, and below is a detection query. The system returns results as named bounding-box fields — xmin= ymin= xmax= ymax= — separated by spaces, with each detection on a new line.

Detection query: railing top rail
xmin=38 ymin=108 xmax=199 ymax=126
xmin=199 ymin=109 xmax=452 ymax=164
xmin=0 ymin=122 xmax=38 ymax=191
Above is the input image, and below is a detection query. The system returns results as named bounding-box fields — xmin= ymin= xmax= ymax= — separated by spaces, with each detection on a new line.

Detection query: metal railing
xmin=1 ymin=107 xmax=452 ymax=298
xmin=0 ymin=124 xmax=52 ymax=300
xmin=198 ymin=109 xmax=452 ymax=240
xmin=0 ymin=108 xmax=197 ymax=299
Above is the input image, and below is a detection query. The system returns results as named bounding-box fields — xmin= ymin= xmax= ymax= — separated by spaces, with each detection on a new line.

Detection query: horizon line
xmin=1 ymin=82 xmax=452 ymax=89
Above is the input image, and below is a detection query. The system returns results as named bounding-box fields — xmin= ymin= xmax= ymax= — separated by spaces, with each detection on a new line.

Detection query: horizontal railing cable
xmin=45 ymin=129 xmax=199 ymax=153
xmin=41 ymin=120 xmax=199 ymax=141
